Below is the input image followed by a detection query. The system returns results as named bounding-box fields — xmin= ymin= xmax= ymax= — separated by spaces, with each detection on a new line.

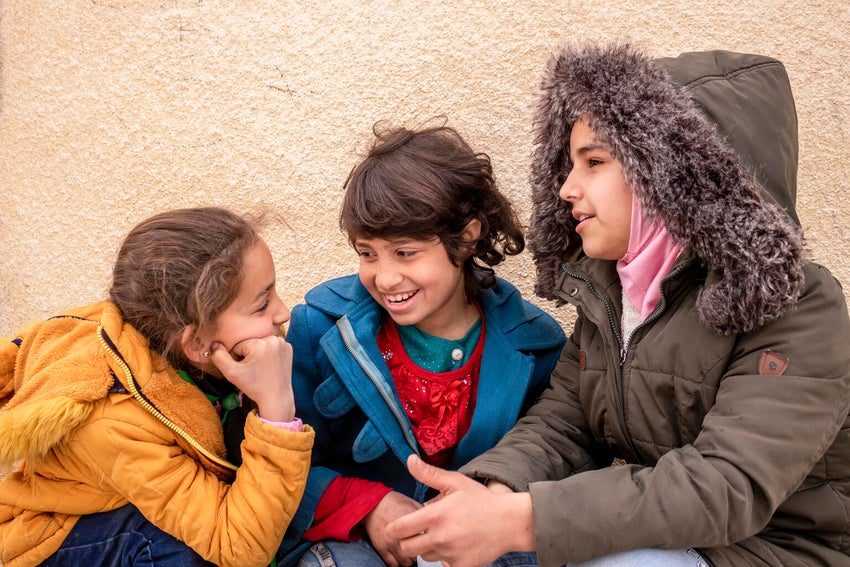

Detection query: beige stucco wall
xmin=1 ymin=1 xmax=848 ymax=336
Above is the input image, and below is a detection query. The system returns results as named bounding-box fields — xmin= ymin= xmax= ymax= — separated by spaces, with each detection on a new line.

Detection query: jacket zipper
xmin=561 ymin=266 xmax=642 ymax=464
xmin=97 ymin=325 xmax=238 ymax=472
xmin=563 ymin=262 xmax=689 ymax=467
xmin=336 ymin=317 xmax=420 ymax=453
xmin=624 ymin=264 xmax=688 ymax=348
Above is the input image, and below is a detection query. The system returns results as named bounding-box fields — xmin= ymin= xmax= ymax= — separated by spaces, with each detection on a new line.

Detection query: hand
xmin=486 ymin=479 xmax=514 ymax=495
xmin=386 ymin=455 xmax=535 ymax=567
xmin=363 ymin=491 xmax=423 ymax=566
xmin=210 ymin=336 xmax=295 ymax=422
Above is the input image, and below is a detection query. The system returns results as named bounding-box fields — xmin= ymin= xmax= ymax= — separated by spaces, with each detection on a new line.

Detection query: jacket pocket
xmin=352 ymin=420 xmax=389 ymax=462
xmin=313 ymin=373 xmax=357 ymax=418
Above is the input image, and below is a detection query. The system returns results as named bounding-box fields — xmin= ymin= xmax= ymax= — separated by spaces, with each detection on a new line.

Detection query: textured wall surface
xmin=1 ymin=0 xmax=848 ymax=335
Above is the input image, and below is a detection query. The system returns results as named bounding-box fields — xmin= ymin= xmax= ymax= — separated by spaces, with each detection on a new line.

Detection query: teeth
xmin=388 ymin=292 xmax=413 ymax=302
xmin=579 ymin=214 xmax=590 ymax=222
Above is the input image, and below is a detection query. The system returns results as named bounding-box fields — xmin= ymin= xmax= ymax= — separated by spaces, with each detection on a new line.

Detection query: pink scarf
xmin=616 ymin=198 xmax=683 ymax=320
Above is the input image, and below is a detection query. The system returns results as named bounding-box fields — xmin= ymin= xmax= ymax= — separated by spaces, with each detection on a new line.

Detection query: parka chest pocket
xmin=314 ymin=373 xmax=357 ymax=418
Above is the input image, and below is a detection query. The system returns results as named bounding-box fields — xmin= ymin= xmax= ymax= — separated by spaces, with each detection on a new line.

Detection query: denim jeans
xmin=294 ymin=540 xmax=539 ymax=567
xmin=41 ymin=504 xmax=214 ymax=566
xmin=568 ymin=548 xmax=709 ymax=566
xmin=439 ymin=547 xmax=708 ymax=567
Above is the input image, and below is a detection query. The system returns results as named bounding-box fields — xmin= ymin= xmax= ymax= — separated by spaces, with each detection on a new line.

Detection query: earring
xmin=203 ymin=351 xmax=210 ymax=358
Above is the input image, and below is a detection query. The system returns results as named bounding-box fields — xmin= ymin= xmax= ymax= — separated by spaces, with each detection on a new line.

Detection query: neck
xmin=416 ymin=299 xmax=479 ymax=340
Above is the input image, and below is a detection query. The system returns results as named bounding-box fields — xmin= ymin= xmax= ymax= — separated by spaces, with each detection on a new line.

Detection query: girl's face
xmin=560 ymin=116 xmax=632 ymax=260
xmin=356 ymin=222 xmax=480 ymax=339
xmin=197 ymin=239 xmax=290 ymax=377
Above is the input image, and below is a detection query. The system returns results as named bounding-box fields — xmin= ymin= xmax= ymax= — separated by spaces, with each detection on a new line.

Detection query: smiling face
xmin=355 ymin=234 xmax=479 ymax=339
xmin=559 ymin=116 xmax=633 ymax=260
xmin=191 ymin=239 xmax=290 ymax=378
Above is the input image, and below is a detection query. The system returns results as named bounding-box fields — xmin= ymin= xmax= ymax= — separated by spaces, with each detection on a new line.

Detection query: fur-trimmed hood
xmin=528 ymin=43 xmax=805 ymax=335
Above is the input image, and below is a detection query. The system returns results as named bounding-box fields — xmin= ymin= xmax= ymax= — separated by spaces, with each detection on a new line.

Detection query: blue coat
xmin=281 ymin=274 xmax=565 ymax=555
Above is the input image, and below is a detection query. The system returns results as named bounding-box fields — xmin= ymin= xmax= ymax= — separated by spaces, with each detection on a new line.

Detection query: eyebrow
xmin=355 ymin=237 xmax=417 ymax=247
xmin=572 ymin=143 xmax=608 ymax=157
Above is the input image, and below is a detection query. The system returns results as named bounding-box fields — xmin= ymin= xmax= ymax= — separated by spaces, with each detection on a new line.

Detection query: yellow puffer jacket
xmin=0 ymin=301 xmax=314 ymax=567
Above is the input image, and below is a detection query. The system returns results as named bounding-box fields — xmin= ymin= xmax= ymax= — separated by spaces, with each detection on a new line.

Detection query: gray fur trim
xmin=528 ymin=43 xmax=804 ymax=335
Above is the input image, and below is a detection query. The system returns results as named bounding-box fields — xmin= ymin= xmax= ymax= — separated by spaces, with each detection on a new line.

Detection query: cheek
xmin=358 ymin=264 xmax=384 ymax=296
xmin=617 ymin=188 xmax=633 ymax=232
xmin=358 ymin=265 xmax=373 ymax=288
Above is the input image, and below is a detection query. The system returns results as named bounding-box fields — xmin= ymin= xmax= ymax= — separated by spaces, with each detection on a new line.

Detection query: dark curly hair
xmin=340 ymin=121 xmax=524 ymax=301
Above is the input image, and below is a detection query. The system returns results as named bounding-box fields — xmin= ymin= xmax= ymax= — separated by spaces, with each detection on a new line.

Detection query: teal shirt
xmin=395 ymin=318 xmax=482 ymax=372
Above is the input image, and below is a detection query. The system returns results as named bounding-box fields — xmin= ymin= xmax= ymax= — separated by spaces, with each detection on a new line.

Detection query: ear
xmin=180 ymin=325 xmax=210 ymax=364
xmin=461 ymin=218 xmax=482 ymax=244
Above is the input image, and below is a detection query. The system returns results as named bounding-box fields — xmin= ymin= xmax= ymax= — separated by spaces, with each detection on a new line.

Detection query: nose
xmin=373 ymin=262 xmax=403 ymax=291
xmin=272 ymin=294 xmax=291 ymax=326
xmin=559 ymin=169 xmax=579 ymax=202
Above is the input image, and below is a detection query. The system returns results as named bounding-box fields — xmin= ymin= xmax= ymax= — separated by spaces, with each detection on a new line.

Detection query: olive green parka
xmin=461 ymin=44 xmax=850 ymax=567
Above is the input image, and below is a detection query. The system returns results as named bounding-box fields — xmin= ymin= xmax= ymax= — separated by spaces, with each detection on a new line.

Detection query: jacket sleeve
xmin=281 ymin=302 xmax=346 ymax=549
xmin=70 ymin=409 xmax=314 ymax=567
xmin=465 ymin=264 xmax=850 ymax=566
xmin=460 ymin=314 xmax=598 ymax=489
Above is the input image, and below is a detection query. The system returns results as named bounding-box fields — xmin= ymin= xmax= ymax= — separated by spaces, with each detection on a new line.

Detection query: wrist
xmin=255 ymin=399 xmax=295 ymax=422
xmin=503 ymin=492 xmax=535 ymax=552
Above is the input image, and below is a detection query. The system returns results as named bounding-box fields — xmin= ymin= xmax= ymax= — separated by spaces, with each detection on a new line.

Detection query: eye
xmin=588 ymin=158 xmax=604 ymax=167
xmin=356 ymin=249 xmax=375 ymax=258
xmin=397 ymin=250 xmax=417 ymax=258
xmin=255 ymin=298 xmax=270 ymax=314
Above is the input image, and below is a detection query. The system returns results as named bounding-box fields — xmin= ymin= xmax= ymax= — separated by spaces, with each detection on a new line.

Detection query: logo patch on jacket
xmin=759 ymin=350 xmax=789 ymax=376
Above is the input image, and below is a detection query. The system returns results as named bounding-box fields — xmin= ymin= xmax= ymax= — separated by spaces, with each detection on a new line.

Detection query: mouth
xmin=385 ymin=290 xmax=418 ymax=304
xmin=573 ymin=212 xmax=594 ymax=234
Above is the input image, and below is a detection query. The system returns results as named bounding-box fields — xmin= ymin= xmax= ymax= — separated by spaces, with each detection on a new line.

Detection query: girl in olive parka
xmin=385 ymin=44 xmax=850 ymax=567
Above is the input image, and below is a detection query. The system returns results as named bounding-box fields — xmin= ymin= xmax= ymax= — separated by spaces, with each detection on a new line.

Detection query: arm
xmin=460 ymin=317 xmax=599 ymax=491
xmin=525 ymin=264 xmax=850 ymax=565
xmin=73 ymin=408 xmax=313 ymax=567
xmin=486 ymin=264 xmax=850 ymax=566
xmin=405 ymin=265 xmax=850 ymax=566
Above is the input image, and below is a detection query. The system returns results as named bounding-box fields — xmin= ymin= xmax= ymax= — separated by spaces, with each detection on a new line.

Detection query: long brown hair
xmin=340 ymin=121 xmax=524 ymax=300
xmin=109 ymin=207 xmax=261 ymax=367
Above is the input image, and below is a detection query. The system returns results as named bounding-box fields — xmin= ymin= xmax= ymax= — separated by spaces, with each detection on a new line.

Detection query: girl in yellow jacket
xmin=0 ymin=207 xmax=314 ymax=567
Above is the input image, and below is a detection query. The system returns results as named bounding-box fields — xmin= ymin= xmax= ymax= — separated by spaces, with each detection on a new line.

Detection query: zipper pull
xmin=620 ymin=347 xmax=627 ymax=365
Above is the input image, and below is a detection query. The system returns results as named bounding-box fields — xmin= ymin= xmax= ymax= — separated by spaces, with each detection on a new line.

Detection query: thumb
xmin=407 ymin=454 xmax=465 ymax=495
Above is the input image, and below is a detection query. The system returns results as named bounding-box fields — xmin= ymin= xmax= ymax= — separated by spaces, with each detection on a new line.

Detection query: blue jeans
xmin=41 ymin=504 xmax=214 ymax=566
xmin=294 ymin=540 xmax=538 ymax=567
xmin=568 ymin=548 xmax=708 ymax=566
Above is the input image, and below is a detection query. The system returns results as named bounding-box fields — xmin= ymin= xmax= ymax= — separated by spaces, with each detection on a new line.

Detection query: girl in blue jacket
xmin=283 ymin=122 xmax=566 ymax=567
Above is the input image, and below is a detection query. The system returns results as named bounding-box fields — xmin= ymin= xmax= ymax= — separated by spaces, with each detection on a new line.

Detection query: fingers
xmin=407 ymin=455 xmax=465 ymax=494
xmin=386 ymin=504 xmax=433 ymax=541
xmin=389 ymin=456 xmax=476 ymax=541
xmin=210 ymin=336 xmax=292 ymax=380
xmin=208 ymin=341 xmax=238 ymax=374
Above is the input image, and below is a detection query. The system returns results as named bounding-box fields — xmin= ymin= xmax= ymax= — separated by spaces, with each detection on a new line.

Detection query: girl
xmin=0 ymin=207 xmax=314 ymax=567
xmin=281 ymin=123 xmax=566 ymax=567
xmin=385 ymin=45 xmax=850 ymax=566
